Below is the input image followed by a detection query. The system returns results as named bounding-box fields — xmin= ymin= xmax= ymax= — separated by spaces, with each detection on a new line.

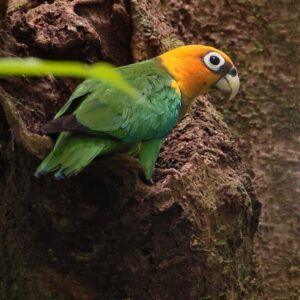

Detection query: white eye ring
xmin=203 ymin=52 xmax=226 ymax=72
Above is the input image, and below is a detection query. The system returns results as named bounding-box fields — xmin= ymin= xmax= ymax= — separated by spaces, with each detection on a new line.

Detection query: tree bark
xmin=162 ymin=1 xmax=298 ymax=298
xmin=0 ymin=1 xmax=263 ymax=299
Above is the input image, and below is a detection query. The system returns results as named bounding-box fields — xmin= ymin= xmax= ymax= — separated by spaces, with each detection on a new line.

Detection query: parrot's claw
xmin=139 ymin=171 xmax=154 ymax=185
xmin=145 ymin=178 xmax=154 ymax=185
xmin=154 ymin=167 xmax=182 ymax=180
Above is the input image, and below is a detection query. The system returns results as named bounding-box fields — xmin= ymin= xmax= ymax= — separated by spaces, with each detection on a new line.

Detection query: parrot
xmin=34 ymin=45 xmax=239 ymax=180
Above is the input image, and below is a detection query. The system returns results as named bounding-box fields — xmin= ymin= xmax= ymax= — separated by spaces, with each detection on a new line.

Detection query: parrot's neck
xmin=170 ymin=76 xmax=195 ymax=119
xmin=179 ymin=95 xmax=196 ymax=119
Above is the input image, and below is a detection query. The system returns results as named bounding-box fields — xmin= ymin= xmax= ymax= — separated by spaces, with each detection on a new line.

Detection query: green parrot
xmin=35 ymin=45 xmax=239 ymax=180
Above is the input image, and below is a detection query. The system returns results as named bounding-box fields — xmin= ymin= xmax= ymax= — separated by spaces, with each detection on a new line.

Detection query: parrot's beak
xmin=214 ymin=67 xmax=240 ymax=100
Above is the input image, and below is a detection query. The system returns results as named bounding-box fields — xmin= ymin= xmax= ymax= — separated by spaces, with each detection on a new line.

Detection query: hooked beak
xmin=214 ymin=67 xmax=240 ymax=100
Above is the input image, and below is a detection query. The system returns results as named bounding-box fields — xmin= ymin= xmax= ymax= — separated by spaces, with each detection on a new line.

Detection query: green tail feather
xmin=35 ymin=132 xmax=119 ymax=179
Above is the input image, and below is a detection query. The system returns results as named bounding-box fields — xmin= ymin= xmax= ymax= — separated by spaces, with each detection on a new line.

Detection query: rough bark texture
xmin=0 ymin=0 xmax=265 ymax=299
xmin=153 ymin=1 xmax=299 ymax=298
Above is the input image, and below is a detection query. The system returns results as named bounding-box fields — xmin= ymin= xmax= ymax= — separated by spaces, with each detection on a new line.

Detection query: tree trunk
xmin=0 ymin=1 xmax=264 ymax=299
xmin=166 ymin=1 xmax=298 ymax=299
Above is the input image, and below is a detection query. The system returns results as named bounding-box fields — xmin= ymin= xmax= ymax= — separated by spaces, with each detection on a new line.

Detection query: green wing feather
xmin=56 ymin=59 xmax=182 ymax=140
xmin=54 ymin=79 xmax=102 ymax=119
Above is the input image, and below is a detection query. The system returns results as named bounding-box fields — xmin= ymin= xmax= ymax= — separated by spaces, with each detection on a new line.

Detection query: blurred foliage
xmin=0 ymin=57 xmax=138 ymax=97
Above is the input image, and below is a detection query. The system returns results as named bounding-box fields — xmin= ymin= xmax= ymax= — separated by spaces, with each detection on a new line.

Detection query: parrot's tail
xmin=34 ymin=132 xmax=119 ymax=179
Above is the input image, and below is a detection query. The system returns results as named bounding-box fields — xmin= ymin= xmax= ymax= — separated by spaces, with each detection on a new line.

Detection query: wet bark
xmin=0 ymin=1 xmax=263 ymax=299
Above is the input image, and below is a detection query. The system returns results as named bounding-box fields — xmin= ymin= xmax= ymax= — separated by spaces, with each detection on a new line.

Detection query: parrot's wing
xmin=54 ymin=79 xmax=101 ymax=119
xmin=46 ymin=61 xmax=182 ymax=143
xmin=75 ymin=70 xmax=181 ymax=142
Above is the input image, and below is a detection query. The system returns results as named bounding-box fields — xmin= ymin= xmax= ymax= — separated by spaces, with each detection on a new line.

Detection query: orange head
xmin=159 ymin=45 xmax=239 ymax=100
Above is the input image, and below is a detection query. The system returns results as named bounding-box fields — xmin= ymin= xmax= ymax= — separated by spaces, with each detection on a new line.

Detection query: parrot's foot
xmin=154 ymin=167 xmax=182 ymax=180
xmin=139 ymin=168 xmax=181 ymax=185
xmin=139 ymin=171 xmax=154 ymax=185
xmin=138 ymin=170 xmax=154 ymax=185
xmin=145 ymin=178 xmax=154 ymax=185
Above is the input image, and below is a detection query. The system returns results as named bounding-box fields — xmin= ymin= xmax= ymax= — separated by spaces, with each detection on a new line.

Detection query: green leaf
xmin=0 ymin=57 xmax=139 ymax=98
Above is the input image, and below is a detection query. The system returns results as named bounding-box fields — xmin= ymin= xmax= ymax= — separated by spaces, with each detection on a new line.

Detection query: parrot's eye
xmin=203 ymin=52 xmax=225 ymax=72
xmin=209 ymin=55 xmax=220 ymax=65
